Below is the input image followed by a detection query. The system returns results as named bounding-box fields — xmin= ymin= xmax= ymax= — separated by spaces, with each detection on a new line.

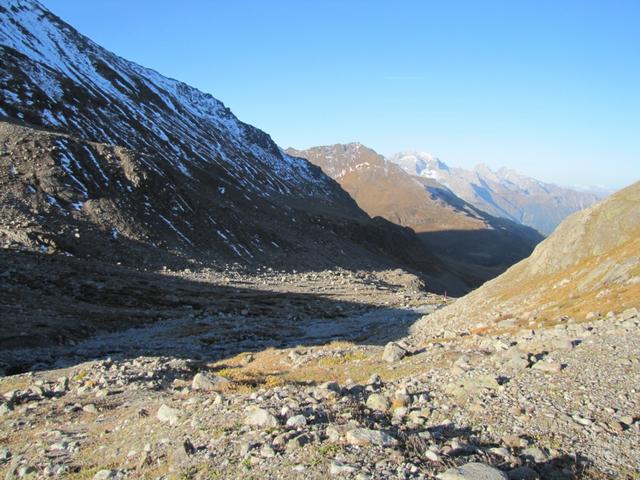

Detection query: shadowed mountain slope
xmin=0 ymin=0 xmax=461 ymax=290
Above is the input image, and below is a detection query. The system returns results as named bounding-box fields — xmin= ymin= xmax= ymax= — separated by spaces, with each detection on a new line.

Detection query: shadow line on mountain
xmin=415 ymin=227 xmax=543 ymax=290
xmin=0 ymin=248 xmax=423 ymax=375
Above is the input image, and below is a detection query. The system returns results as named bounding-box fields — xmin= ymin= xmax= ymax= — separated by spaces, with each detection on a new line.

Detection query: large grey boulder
xmin=382 ymin=342 xmax=407 ymax=363
xmin=244 ymin=407 xmax=279 ymax=427
xmin=366 ymin=393 xmax=390 ymax=411
xmin=192 ymin=372 xmax=229 ymax=391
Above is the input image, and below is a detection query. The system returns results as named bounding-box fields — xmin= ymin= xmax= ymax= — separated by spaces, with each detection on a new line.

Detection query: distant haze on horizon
xmin=43 ymin=0 xmax=640 ymax=190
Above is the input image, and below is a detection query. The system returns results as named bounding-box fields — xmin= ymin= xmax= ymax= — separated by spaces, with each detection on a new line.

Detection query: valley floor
xmin=0 ymin=256 xmax=638 ymax=479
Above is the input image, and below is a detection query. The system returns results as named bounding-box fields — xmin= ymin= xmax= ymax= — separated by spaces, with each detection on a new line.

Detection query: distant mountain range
xmin=288 ymin=144 xmax=543 ymax=288
xmin=390 ymin=152 xmax=602 ymax=235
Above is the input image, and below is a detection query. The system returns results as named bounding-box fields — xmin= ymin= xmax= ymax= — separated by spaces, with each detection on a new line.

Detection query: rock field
xmin=1 ymin=267 xmax=638 ymax=479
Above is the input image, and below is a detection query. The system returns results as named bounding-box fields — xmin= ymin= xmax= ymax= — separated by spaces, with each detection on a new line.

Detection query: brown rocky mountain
xmin=0 ymin=0 xmax=465 ymax=293
xmin=411 ymin=180 xmax=640 ymax=337
xmin=287 ymin=143 xmax=543 ymax=288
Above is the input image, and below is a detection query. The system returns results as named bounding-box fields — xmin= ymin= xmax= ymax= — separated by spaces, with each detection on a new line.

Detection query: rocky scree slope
xmin=288 ymin=144 xmax=543 ymax=288
xmin=0 ymin=0 xmax=444 ymax=277
xmin=1 ymin=289 xmax=638 ymax=479
xmin=391 ymin=151 xmax=601 ymax=236
xmin=411 ymin=180 xmax=640 ymax=338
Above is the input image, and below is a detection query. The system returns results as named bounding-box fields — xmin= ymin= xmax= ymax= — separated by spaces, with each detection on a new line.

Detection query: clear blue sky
xmin=43 ymin=0 xmax=639 ymax=189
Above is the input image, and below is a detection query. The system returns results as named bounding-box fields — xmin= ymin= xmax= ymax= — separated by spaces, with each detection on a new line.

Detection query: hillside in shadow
xmin=0 ymin=248 xmax=427 ymax=375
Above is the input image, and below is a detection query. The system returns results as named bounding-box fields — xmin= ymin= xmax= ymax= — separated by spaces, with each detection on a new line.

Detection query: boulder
xmin=366 ymin=393 xmax=390 ymax=411
xmin=345 ymin=428 xmax=398 ymax=447
xmin=286 ymin=414 xmax=307 ymax=427
xmin=382 ymin=342 xmax=407 ymax=363
xmin=157 ymin=404 xmax=181 ymax=426
xmin=244 ymin=407 xmax=279 ymax=428
xmin=192 ymin=372 xmax=229 ymax=391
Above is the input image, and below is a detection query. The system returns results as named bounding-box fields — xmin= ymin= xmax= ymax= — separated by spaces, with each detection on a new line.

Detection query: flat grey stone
xmin=345 ymin=428 xmax=398 ymax=447
xmin=437 ymin=462 xmax=508 ymax=480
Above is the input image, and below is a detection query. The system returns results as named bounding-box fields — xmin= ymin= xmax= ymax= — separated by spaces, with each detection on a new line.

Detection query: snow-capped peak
xmin=0 ymin=0 xmax=339 ymax=200
xmin=388 ymin=151 xmax=449 ymax=180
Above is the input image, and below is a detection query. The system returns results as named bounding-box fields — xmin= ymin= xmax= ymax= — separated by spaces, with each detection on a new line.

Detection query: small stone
xmin=621 ymin=307 xmax=638 ymax=320
xmin=393 ymin=406 xmax=408 ymax=418
xmin=244 ymin=407 xmax=279 ymax=427
xmin=619 ymin=415 xmax=635 ymax=426
xmin=329 ymin=461 xmax=357 ymax=475
xmin=502 ymin=434 xmax=528 ymax=448
xmin=286 ymin=414 xmax=307 ymax=427
xmin=287 ymin=433 xmax=312 ymax=450
xmin=238 ymin=442 xmax=256 ymax=457
xmin=345 ymin=428 xmax=398 ymax=447
xmin=572 ymin=414 xmax=592 ymax=426
xmin=0 ymin=448 xmax=11 ymax=463
xmin=30 ymin=385 xmax=44 ymax=397
xmin=424 ymin=450 xmax=442 ymax=462
xmin=83 ymin=404 xmax=98 ymax=414
xmin=170 ymin=439 xmax=195 ymax=467
xmin=157 ymin=404 xmax=181 ymax=426
xmin=366 ymin=393 xmax=390 ymax=411
xmin=382 ymin=342 xmax=407 ymax=363
xmin=95 ymin=389 xmax=109 ymax=399
xmin=3 ymin=391 xmax=17 ymax=403
xmin=488 ymin=447 xmax=511 ymax=459
xmin=93 ymin=470 xmax=121 ymax=480
xmin=367 ymin=373 xmax=382 ymax=385
xmin=17 ymin=466 xmax=36 ymax=477
xmin=437 ymin=462 xmax=508 ymax=480
xmin=320 ymin=381 xmax=341 ymax=393
xmin=325 ymin=426 xmax=341 ymax=442
xmin=531 ymin=361 xmax=562 ymax=373
xmin=260 ymin=444 xmax=276 ymax=458
xmin=505 ymin=353 xmax=530 ymax=371
xmin=520 ymin=447 xmax=549 ymax=464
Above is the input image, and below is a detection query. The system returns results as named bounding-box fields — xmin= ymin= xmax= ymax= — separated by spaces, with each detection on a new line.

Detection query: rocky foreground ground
xmin=1 ymin=267 xmax=639 ymax=480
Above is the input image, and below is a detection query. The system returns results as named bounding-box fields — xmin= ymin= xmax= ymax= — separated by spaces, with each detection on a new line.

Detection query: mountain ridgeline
xmin=0 ymin=0 xmax=462 ymax=291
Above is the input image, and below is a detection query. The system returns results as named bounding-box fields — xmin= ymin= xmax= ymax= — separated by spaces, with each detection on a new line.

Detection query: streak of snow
xmin=159 ymin=214 xmax=193 ymax=245
xmin=46 ymin=194 xmax=68 ymax=215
